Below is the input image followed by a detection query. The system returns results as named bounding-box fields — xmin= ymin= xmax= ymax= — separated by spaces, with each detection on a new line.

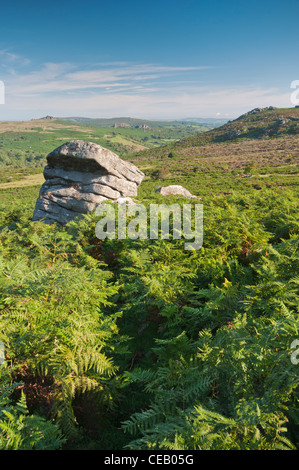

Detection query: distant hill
xmin=0 ymin=115 xmax=214 ymax=173
xmin=59 ymin=116 xmax=218 ymax=130
xmin=176 ymin=106 xmax=299 ymax=147
xmin=128 ymin=106 xmax=299 ymax=189
xmin=179 ymin=117 xmax=229 ymax=126
xmin=0 ymin=107 xmax=298 ymax=196
xmin=134 ymin=106 xmax=299 ymax=156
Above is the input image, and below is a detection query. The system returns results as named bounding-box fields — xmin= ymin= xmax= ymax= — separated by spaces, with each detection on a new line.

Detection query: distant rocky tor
xmin=31 ymin=115 xmax=55 ymax=121
xmin=32 ymin=140 xmax=145 ymax=225
xmin=234 ymin=106 xmax=277 ymax=121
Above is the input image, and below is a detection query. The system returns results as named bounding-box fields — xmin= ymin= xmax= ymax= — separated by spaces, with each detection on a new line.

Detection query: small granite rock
xmin=155 ymin=185 xmax=198 ymax=198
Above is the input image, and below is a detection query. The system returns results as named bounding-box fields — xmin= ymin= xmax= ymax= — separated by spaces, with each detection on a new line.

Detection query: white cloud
xmin=0 ymin=49 xmax=31 ymax=68
xmin=4 ymin=62 xmax=212 ymax=95
xmin=0 ymin=50 xmax=19 ymax=62
xmin=0 ymin=59 xmax=293 ymax=120
xmin=5 ymin=86 xmax=289 ymax=121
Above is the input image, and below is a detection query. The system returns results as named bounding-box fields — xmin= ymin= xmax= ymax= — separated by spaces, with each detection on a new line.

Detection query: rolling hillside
xmin=127 ymin=106 xmax=299 ymax=198
xmin=0 ymin=117 xmax=212 ymax=164
xmin=1 ymin=107 xmax=298 ymax=196
xmin=0 ymin=116 xmax=215 ymax=184
xmin=131 ymin=106 xmax=299 ymax=155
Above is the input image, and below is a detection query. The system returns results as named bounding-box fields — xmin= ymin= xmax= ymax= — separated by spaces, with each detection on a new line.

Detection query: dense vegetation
xmin=0 ymin=108 xmax=298 ymax=450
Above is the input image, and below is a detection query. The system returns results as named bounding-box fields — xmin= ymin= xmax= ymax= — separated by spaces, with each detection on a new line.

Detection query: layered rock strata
xmin=32 ymin=140 xmax=144 ymax=224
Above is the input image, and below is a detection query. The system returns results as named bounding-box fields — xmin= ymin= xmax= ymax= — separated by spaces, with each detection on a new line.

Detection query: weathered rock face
xmin=32 ymin=140 xmax=144 ymax=225
xmin=155 ymin=185 xmax=198 ymax=199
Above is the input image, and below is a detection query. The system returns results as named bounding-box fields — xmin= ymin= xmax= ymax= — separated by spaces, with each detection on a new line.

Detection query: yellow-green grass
xmin=0 ymin=173 xmax=44 ymax=189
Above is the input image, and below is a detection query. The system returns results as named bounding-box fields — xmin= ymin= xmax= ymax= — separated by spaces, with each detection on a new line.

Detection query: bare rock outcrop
xmin=155 ymin=185 xmax=198 ymax=198
xmin=32 ymin=140 xmax=144 ymax=224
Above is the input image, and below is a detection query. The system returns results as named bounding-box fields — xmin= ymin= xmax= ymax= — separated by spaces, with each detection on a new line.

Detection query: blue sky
xmin=0 ymin=0 xmax=298 ymax=120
